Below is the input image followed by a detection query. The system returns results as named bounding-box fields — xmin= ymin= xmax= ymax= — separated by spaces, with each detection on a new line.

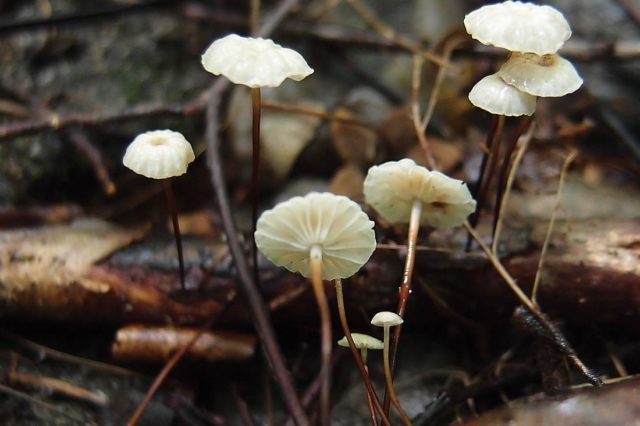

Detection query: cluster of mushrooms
xmin=466 ymin=0 xmax=583 ymax=116
xmin=119 ymin=1 xmax=580 ymax=424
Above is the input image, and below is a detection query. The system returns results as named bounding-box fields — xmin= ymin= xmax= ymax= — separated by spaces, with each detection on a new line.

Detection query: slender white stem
xmin=310 ymin=245 xmax=331 ymax=426
xmin=383 ymin=326 xmax=412 ymax=426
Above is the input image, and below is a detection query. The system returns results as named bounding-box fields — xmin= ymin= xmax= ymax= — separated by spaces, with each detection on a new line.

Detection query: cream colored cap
xmin=201 ymin=34 xmax=314 ymax=88
xmin=371 ymin=311 xmax=403 ymax=327
xmin=363 ymin=159 xmax=476 ymax=228
xmin=337 ymin=333 xmax=384 ymax=350
xmin=497 ymin=53 xmax=583 ymax=97
xmin=255 ymin=192 xmax=376 ymax=280
xmin=123 ymin=130 xmax=195 ymax=179
xmin=468 ymin=74 xmax=537 ymax=116
xmin=464 ymin=1 xmax=571 ymax=55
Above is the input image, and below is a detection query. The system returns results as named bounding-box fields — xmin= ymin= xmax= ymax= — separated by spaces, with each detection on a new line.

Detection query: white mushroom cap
xmin=468 ymin=74 xmax=537 ymax=117
xmin=255 ymin=192 xmax=376 ymax=280
xmin=497 ymin=53 xmax=583 ymax=97
xmin=337 ymin=333 xmax=384 ymax=350
xmin=371 ymin=311 xmax=403 ymax=327
xmin=363 ymin=159 xmax=476 ymax=229
xmin=201 ymin=34 xmax=314 ymax=88
xmin=464 ymin=1 xmax=571 ymax=55
xmin=123 ymin=130 xmax=195 ymax=179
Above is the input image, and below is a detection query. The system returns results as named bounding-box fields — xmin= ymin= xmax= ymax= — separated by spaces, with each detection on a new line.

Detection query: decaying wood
xmin=111 ymin=325 xmax=256 ymax=363
xmin=0 ymin=216 xmax=638 ymax=327
xmin=460 ymin=376 xmax=640 ymax=426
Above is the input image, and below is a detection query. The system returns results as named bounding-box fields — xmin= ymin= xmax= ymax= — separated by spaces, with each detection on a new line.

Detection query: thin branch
xmin=491 ymin=122 xmax=535 ymax=253
xmin=344 ymin=0 xmax=449 ymax=67
xmin=204 ymin=2 xmax=309 ymax=418
xmin=531 ymin=150 xmax=577 ymax=303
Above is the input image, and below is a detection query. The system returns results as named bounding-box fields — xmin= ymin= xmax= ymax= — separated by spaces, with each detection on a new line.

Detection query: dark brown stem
xmin=206 ymin=80 xmax=309 ymax=425
xmin=385 ymin=199 xmax=421 ymax=417
xmin=310 ymin=245 xmax=331 ymax=426
xmin=466 ymin=114 xmax=505 ymax=250
xmin=251 ymin=87 xmax=262 ymax=289
xmin=491 ymin=116 xmax=532 ymax=244
xmin=335 ymin=279 xmax=391 ymax=426
xmin=161 ymin=179 xmax=185 ymax=291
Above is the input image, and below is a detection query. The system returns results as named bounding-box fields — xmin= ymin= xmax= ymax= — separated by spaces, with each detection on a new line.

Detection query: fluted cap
xmin=497 ymin=53 xmax=583 ymax=97
xmin=255 ymin=192 xmax=376 ymax=280
xmin=464 ymin=1 xmax=571 ymax=55
xmin=201 ymin=34 xmax=314 ymax=88
xmin=468 ymin=74 xmax=537 ymax=116
xmin=123 ymin=130 xmax=195 ymax=179
xmin=363 ymin=159 xmax=476 ymax=228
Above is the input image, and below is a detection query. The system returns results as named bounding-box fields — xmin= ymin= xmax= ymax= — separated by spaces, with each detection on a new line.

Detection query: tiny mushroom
xmin=201 ymin=34 xmax=314 ymax=279
xmin=337 ymin=333 xmax=383 ymax=364
xmin=370 ymin=311 xmax=410 ymax=426
xmin=256 ymin=192 xmax=375 ymax=425
xmin=123 ymin=130 xmax=195 ymax=291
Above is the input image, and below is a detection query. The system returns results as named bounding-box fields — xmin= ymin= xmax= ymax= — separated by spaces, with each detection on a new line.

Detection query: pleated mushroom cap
xmin=468 ymin=74 xmax=537 ymax=117
xmin=255 ymin=192 xmax=376 ymax=280
xmin=464 ymin=1 xmax=571 ymax=55
xmin=371 ymin=311 xmax=403 ymax=327
xmin=363 ymin=159 xmax=476 ymax=229
xmin=337 ymin=333 xmax=384 ymax=350
xmin=201 ymin=34 xmax=314 ymax=88
xmin=497 ymin=53 xmax=583 ymax=97
xmin=123 ymin=130 xmax=195 ymax=179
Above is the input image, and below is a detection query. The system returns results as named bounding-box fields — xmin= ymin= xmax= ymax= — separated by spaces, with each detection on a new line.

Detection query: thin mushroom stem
xmin=251 ymin=87 xmax=262 ymax=287
xmin=335 ymin=279 xmax=390 ymax=426
xmin=382 ymin=326 xmax=412 ymax=426
xmin=388 ymin=199 xmax=422 ymax=367
xmin=161 ymin=179 xmax=186 ymax=291
xmin=310 ymin=245 xmax=332 ymax=426
xmin=384 ymin=199 xmax=422 ymax=417
xmin=466 ymin=114 xmax=505 ymax=250
xmin=491 ymin=116 xmax=532 ymax=245
xmin=360 ymin=348 xmax=378 ymax=426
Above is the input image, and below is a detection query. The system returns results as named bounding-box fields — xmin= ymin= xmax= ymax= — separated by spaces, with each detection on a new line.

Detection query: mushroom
xmin=337 ymin=333 xmax=383 ymax=364
xmin=371 ymin=311 xmax=411 ymax=426
xmin=463 ymin=1 xmax=571 ymax=56
xmin=468 ymin=73 xmax=537 ymax=117
xmin=364 ymin=159 xmax=474 ymax=418
xmin=201 ymin=34 xmax=313 ymax=281
xmin=364 ymin=158 xmax=475 ymax=318
xmin=255 ymin=192 xmax=376 ymax=426
xmin=123 ymin=130 xmax=195 ymax=291
xmin=464 ymin=1 xmax=577 ymax=244
xmin=497 ymin=52 xmax=583 ymax=98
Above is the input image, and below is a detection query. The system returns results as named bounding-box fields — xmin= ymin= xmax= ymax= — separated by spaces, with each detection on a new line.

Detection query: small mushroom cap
xmin=468 ymin=74 xmax=537 ymax=117
xmin=363 ymin=159 xmax=476 ymax=228
xmin=201 ymin=34 xmax=314 ymax=88
xmin=255 ymin=192 xmax=376 ymax=280
xmin=337 ymin=333 xmax=384 ymax=350
xmin=464 ymin=1 xmax=571 ymax=55
xmin=371 ymin=311 xmax=403 ymax=327
xmin=497 ymin=53 xmax=583 ymax=97
xmin=123 ymin=130 xmax=195 ymax=179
